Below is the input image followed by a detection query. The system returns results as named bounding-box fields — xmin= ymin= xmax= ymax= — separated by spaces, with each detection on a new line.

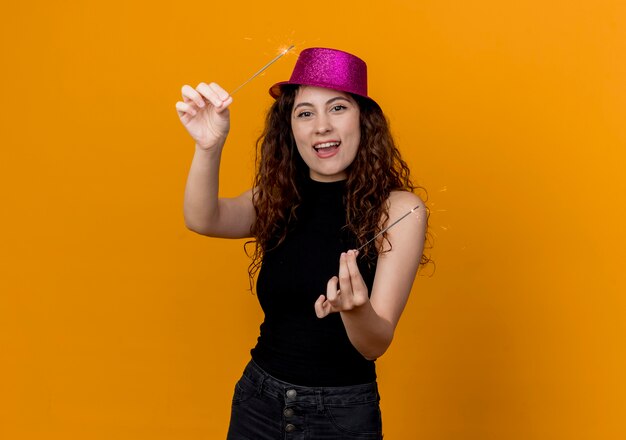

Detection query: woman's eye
xmin=297 ymin=111 xmax=312 ymax=118
xmin=331 ymin=105 xmax=347 ymax=112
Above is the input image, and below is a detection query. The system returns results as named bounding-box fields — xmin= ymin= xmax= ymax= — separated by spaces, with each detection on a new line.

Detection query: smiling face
xmin=291 ymin=86 xmax=361 ymax=182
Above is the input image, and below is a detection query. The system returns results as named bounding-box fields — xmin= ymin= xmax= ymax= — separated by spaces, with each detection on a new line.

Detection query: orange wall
xmin=1 ymin=1 xmax=625 ymax=439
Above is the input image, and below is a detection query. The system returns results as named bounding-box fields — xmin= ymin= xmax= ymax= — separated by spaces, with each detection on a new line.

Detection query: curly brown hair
xmin=246 ymin=85 xmax=430 ymax=286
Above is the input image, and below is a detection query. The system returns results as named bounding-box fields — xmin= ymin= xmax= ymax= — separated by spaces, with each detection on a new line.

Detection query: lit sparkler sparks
xmin=230 ymin=45 xmax=295 ymax=95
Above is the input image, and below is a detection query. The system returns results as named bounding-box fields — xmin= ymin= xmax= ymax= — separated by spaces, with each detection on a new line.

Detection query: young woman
xmin=176 ymin=47 xmax=428 ymax=439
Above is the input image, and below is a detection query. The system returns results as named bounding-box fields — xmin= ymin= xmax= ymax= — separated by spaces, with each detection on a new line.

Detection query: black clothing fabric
xmin=251 ymin=177 xmax=377 ymax=386
xmin=226 ymin=359 xmax=382 ymax=439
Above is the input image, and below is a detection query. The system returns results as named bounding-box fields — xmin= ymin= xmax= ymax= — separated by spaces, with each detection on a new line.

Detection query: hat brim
xmin=269 ymin=80 xmax=373 ymax=103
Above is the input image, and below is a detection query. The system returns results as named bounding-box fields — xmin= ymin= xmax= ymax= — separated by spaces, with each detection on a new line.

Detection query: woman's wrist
xmin=195 ymin=141 xmax=224 ymax=155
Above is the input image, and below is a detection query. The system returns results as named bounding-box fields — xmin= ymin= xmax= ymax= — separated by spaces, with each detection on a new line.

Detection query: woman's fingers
xmin=337 ymin=252 xmax=353 ymax=297
xmin=345 ymin=250 xmax=367 ymax=297
xmin=196 ymin=82 xmax=231 ymax=109
xmin=178 ymin=82 xmax=233 ymax=120
xmin=208 ymin=83 xmax=233 ymax=113
xmin=326 ymin=276 xmax=340 ymax=305
xmin=208 ymin=82 xmax=230 ymax=101
xmin=315 ymin=278 xmax=339 ymax=319
xmin=215 ymin=95 xmax=233 ymax=114
xmin=177 ymin=81 xmax=233 ymax=149
xmin=181 ymin=84 xmax=205 ymax=108
xmin=175 ymin=101 xmax=197 ymax=118
xmin=316 ymin=251 xmax=370 ymax=318
xmin=314 ymin=295 xmax=330 ymax=318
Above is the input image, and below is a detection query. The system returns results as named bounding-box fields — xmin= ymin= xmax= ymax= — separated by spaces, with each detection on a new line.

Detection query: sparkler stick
xmin=356 ymin=205 xmax=421 ymax=252
xmin=230 ymin=45 xmax=295 ymax=95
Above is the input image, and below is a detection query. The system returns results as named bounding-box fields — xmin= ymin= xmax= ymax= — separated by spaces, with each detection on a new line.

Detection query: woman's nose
xmin=315 ymin=114 xmax=332 ymax=134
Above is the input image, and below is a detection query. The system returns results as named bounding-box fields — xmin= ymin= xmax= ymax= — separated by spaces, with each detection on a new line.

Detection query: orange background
xmin=1 ymin=1 xmax=625 ymax=439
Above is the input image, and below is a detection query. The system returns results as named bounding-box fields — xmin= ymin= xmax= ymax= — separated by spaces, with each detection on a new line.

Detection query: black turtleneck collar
xmin=300 ymin=175 xmax=347 ymax=196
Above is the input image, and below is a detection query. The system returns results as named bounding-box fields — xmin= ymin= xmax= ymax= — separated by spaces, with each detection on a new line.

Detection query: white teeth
xmin=314 ymin=141 xmax=340 ymax=150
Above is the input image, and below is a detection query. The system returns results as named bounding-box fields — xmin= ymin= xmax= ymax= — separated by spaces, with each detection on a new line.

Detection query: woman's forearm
xmin=340 ymin=301 xmax=395 ymax=361
xmin=183 ymin=143 xmax=224 ymax=234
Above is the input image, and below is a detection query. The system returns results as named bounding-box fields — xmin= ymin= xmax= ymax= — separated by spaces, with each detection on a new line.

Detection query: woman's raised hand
xmin=314 ymin=250 xmax=370 ymax=319
xmin=175 ymin=82 xmax=233 ymax=150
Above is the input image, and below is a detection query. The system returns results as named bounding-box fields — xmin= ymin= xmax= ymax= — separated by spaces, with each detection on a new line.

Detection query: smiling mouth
xmin=313 ymin=141 xmax=341 ymax=152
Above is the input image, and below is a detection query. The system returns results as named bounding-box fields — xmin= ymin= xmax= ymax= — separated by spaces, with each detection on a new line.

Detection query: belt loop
xmin=316 ymin=389 xmax=324 ymax=412
xmin=256 ymin=373 xmax=268 ymax=397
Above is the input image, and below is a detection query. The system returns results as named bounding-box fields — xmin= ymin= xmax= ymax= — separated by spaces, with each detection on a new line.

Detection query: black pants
xmin=227 ymin=359 xmax=383 ymax=439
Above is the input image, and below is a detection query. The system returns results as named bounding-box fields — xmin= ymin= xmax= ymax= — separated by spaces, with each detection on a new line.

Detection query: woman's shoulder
xmin=379 ymin=190 xmax=428 ymax=257
xmin=387 ymin=190 xmax=426 ymax=218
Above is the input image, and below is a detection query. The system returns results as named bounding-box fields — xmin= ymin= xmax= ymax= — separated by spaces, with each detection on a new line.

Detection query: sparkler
xmin=230 ymin=45 xmax=295 ymax=95
xmin=357 ymin=205 xmax=421 ymax=252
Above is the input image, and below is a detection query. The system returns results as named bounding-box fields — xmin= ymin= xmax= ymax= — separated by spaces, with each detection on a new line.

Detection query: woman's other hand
xmin=175 ymin=82 xmax=233 ymax=150
xmin=315 ymin=250 xmax=369 ymax=318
